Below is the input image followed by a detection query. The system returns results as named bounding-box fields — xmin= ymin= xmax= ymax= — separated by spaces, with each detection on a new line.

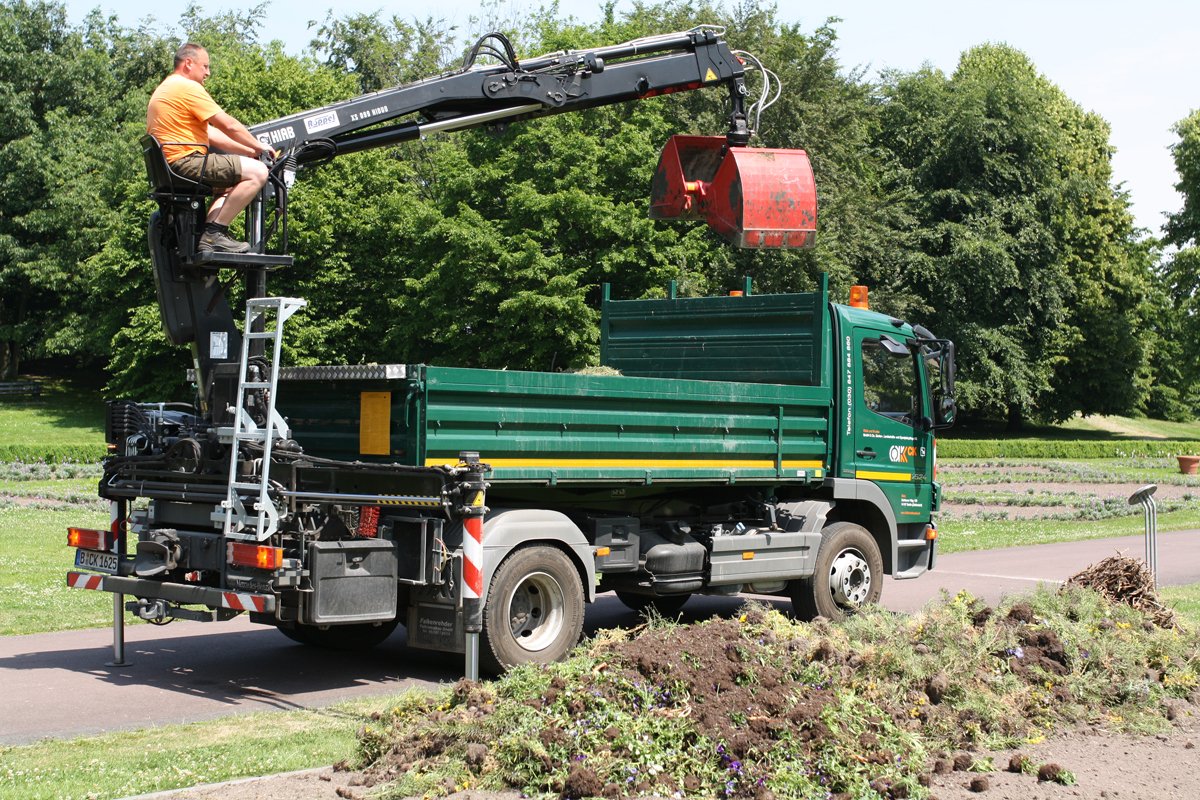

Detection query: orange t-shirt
xmin=146 ymin=73 xmax=223 ymax=163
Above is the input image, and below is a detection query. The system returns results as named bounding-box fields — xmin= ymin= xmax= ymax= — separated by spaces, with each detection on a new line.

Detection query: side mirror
xmin=917 ymin=415 xmax=934 ymax=433
xmin=935 ymin=395 xmax=957 ymax=428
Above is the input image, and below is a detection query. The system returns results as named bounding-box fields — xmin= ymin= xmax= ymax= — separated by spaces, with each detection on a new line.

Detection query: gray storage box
xmin=308 ymin=539 xmax=398 ymax=624
xmin=591 ymin=516 xmax=639 ymax=573
xmin=708 ymin=531 xmax=819 ymax=585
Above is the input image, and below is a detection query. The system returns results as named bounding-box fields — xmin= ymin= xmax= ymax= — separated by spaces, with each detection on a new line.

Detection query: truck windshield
xmin=862 ymin=338 xmax=918 ymax=424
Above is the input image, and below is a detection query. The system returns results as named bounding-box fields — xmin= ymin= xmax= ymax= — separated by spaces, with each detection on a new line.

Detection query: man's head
xmin=174 ymin=43 xmax=210 ymax=84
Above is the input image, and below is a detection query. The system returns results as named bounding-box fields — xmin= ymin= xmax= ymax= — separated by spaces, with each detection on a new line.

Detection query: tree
xmin=0 ymin=1 xmax=129 ymax=378
xmin=1160 ymin=109 xmax=1200 ymax=415
xmin=878 ymin=45 xmax=1151 ymax=428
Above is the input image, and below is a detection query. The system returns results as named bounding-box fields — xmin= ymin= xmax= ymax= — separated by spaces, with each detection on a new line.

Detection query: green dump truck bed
xmin=279 ymin=281 xmax=835 ymax=486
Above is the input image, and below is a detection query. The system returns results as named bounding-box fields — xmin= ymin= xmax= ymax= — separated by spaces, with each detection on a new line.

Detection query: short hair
xmin=174 ymin=42 xmax=207 ymax=70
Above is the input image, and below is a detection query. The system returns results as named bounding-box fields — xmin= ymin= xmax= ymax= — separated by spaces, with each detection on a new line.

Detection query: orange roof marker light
xmin=849 ymin=285 xmax=869 ymax=309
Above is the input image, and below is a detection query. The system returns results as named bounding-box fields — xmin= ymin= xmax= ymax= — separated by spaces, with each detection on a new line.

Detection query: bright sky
xmin=66 ymin=0 xmax=1198 ymax=235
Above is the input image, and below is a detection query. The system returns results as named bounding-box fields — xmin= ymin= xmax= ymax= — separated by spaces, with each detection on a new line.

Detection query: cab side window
xmin=862 ymin=339 xmax=917 ymax=423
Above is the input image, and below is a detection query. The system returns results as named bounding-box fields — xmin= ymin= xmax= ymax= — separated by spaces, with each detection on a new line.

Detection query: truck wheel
xmin=277 ymin=620 xmax=398 ymax=650
xmin=482 ymin=546 xmax=584 ymax=673
xmin=792 ymin=522 xmax=883 ymax=621
xmin=615 ymin=591 xmax=690 ymax=618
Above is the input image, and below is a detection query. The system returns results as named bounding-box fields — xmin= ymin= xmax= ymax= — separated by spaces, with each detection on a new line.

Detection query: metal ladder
xmin=218 ymin=296 xmax=307 ymax=541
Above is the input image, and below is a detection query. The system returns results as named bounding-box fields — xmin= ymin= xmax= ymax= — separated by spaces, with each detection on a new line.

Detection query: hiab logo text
xmin=888 ymin=445 xmax=924 ymax=463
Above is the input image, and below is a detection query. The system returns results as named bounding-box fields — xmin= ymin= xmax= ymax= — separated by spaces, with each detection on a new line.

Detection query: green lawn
xmin=1059 ymin=414 xmax=1200 ymax=440
xmin=944 ymin=413 xmax=1200 ymax=441
xmin=0 ymin=692 xmax=407 ymax=800
xmin=0 ymin=380 xmax=104 ymax=449
xmin=0 ymin=505 xmax=111 ymax=635
xmin=1161 ymin=583 xmax=1200 ymax=628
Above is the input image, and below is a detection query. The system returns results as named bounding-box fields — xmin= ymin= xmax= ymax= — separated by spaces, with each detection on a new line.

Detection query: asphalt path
xmin=2 ymin=529 xmax=1197 ymax=746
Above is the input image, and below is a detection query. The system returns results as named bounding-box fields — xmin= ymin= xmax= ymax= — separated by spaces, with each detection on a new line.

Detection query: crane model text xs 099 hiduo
xmin=68 ymin=28 xmax=956 ymax=676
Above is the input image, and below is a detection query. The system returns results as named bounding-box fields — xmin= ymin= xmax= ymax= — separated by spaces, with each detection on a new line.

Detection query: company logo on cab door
xmin=888 ymin=445 xmax=925 ymax=463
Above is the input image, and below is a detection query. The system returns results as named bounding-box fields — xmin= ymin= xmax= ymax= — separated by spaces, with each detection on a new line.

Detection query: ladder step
xmin=230 ymin=481 xmax=264 ymax=491
xmin=244 ymin=332 xmax=277 ymax=340
xmin=240 ymin=381 xmax=271 ymax=389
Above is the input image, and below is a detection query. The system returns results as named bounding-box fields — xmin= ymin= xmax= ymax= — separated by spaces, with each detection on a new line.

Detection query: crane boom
xmin=249 ymin=29 xmax=752 ymax=164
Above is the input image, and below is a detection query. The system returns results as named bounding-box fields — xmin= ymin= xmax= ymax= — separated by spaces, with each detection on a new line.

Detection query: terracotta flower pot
xmin=1178 ymin=455 xmax=1200 ymax=475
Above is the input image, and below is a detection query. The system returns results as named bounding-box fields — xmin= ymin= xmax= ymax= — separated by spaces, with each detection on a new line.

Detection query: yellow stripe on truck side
xmin=855 ymin=470 xmax=913 ymax=482
xmin=424 ymin=457 xmax=825 ymax=470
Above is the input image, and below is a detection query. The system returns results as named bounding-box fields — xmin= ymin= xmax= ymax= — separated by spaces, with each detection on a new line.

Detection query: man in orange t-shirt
xmin=147 ymin=43 xmax=272 ymax=253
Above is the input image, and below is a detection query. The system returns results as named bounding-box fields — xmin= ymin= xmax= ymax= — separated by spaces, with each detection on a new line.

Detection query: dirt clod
xmin=1006 ymin=602 xmax=1035 ymax=624
xmin=1007 ymin=753 xmax=1030 ymax=773
xmin=967 ymin=775 xmax=990 ymax=792
xmin=926 ymin=672 xmax=951 ymax=704
xmin=561 ymin=765 xmax=603 ymax=799
xmin=465 ymin=742 xmax=488 ymax=768
xmin=953 ymin=752 xmax=975 ymax=771
xmin=1037 ymin=763 xmax=1065 ymax=783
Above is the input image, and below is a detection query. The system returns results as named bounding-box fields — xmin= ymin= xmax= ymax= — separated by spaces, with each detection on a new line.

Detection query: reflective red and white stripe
xmin=221 ymin=592 xmax=270 ymax=613
xmin=67 ymin=571 xmax=104 ymax=590
xmin=462 ymin=493 xmax=485 ymax=601
xmin=66 ymin=572 xmax=270 ymax=612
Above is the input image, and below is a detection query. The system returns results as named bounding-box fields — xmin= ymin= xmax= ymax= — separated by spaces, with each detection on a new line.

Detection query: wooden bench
xmin=0 ymin=381 xmax=42 ymax=399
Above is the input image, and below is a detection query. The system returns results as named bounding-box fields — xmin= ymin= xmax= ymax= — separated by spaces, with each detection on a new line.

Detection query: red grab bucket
xmin=649 ymin=135 xmax=817 ymax=249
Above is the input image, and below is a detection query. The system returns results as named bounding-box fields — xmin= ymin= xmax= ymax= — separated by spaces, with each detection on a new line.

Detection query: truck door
xmin=842 ymin=326 xmax=933 ymax=521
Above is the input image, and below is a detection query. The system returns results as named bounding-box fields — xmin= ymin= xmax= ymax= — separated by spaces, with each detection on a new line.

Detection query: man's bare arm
xmin=209 ymin=111 xmax=270 ymax=156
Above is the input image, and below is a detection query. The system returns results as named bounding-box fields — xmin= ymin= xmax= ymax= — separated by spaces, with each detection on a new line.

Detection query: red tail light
xmin=227 ymin=542 xmax=283 ymax=570
xmin=67 ymin=527 xmax=114 ymax=551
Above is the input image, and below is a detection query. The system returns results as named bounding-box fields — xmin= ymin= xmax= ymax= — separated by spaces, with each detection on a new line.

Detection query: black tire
xmin=276 ymin=619 xmax=398 ymax=650
xmin=482 ymin=545 xmax=585 ymax=673
xmin=615 ymin=591 xmax=690 ymax=618
xmin=791 ymin=522 xmax=883 ymax=621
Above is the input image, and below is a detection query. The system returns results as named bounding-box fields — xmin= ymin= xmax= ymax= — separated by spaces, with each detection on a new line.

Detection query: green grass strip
xmin=0 ymin=695 xmax=401 ymax=800
xmin=939 ymin=439 xmax=1200 ymax=459
xmin=938 ymin=508 xmax=1200 ymax=554
xmin=1160 ymin=584 xmax=1200 ymax=628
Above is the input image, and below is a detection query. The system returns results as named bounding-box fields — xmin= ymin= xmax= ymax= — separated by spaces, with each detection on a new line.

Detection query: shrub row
xmin=939 ymin=439 xmax=1198 ymax=459
xmin=0 ymin=444 xmax=108 ymax=464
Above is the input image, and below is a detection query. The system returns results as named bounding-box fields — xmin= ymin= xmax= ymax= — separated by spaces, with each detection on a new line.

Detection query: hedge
xmin=0 ymin=444 xmax=109 ymax=464
xmin=938 ymin=439 xmax=1199 ymax=459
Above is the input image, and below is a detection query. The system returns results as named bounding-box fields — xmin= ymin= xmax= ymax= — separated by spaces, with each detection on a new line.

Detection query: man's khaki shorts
xmin=171 ymin=152 xmax=243 ymax=188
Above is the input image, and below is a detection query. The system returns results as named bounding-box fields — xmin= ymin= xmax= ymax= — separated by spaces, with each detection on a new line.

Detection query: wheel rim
xmin=505 ymin=570 xmax=566 ymax=652
xmin=828 ymin=547 xmax=872 ymax=610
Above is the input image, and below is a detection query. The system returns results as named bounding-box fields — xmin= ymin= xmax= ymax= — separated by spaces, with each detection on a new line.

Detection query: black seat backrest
xmin=140 ymin=134 xmax=211 ymax=199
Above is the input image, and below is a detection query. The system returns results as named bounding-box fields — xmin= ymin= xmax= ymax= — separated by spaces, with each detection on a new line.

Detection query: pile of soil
xmin=158 ymin=572 xmax=1200 ymax=800
xmin=350 ymin=588 xmax=1195 ymax=799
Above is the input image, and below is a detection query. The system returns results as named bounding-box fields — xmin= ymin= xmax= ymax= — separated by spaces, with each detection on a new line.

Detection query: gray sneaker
xmin=198 ymin=230 xmax=251 ymax=254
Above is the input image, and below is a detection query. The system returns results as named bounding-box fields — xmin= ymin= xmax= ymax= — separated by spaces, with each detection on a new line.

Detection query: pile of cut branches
xmin=1065 ymin=555 xmax=1177 ymax=628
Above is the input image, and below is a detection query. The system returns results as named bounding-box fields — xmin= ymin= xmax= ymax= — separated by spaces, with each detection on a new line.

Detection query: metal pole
xmin=457 ymin=452 xmax=489 ymax=681
xmin=106 ymin=499 xmax=129 ymax=667
xmin=1128 ymin=484 xmax=1158 ymax=587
